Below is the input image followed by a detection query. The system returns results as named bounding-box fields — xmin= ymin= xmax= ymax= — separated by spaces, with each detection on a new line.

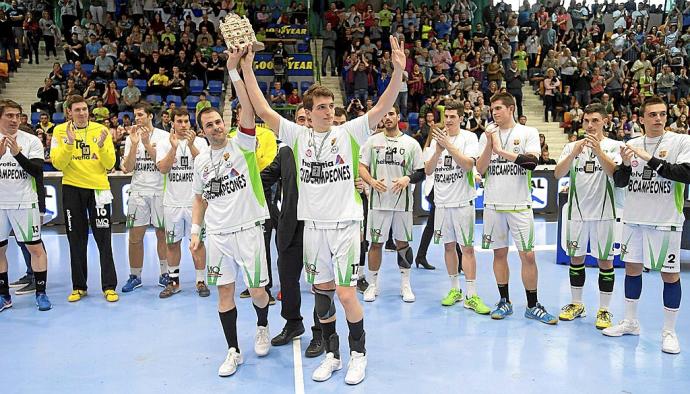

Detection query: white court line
xmin=293 ymin=338 xmax=305 ymax=394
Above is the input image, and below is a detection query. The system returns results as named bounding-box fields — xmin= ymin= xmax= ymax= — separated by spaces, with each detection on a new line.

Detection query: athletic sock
xmin=195 ymin=269 xmax=206 ymax=283
xmin=131 ymin=267 xmax=143 ymax=278
xmin=569 ymin=263 xmax=585 ymax=304
xmin=168 ymin=267 xmax=180 ymax=285
xmin=159 ymin=259 xmax=168 ymax=275
xmin=368 ymin=270 xmax=378 ymax=287
xmin=449 ymin=273 xmax=459 ymax=290
xmin=663 ymin=280 xmax=681 ymax=332
xmin=624 ymin=274 xmax=642 ymax=320
xmin=0 ymin=272 xmax=9 ymax=296
xmin=498 ymin=283 xmax=509 ymax=302
xmin=598 ymin=267 xmax=615 ymax=310
xmin=465 ymin=279 xmax=476 ymax=297
xmin=359 ymin=241 xmax=368 ymax=267
xmin=253 ymin=301 xmax=269 ymax=327
xmin=219 ymin=308 xmax=239 ymax=352
xmin=526 ymin=289 xmax=538 ymax=308
xmin=322 ymin=320 xmax=336 ymax=340
xmin=34 ymin=270 xmax=47 ymax=294
xmin=347 ymin=319 xmax=366 ymax=354
xmin=400 ymin=268 xmax=410 ymax=285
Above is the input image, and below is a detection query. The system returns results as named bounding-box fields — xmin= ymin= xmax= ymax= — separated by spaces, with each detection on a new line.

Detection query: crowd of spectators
xmin=317 ymin=0 xmax=690 ymax=157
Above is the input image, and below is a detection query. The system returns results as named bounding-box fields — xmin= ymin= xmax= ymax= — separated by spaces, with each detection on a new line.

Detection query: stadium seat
xmin=208 ymin=95 xmax=220 ymax=108
xmin=297 ymin=43 xmax=309 ymax=53
xmin=61 ymin=63 xmax=74 ymax=74
xmin=146 ymin=94 xmax=162 ymax=105
xmin=115 ymin=79 xmax=127 ymax=90
xmin=189 ymin=112 xmax=196 ymax=127
xmin=185 ymin=95 xmax=200 ymax=111
xmin=258 ymin=81 xmax=268 ymax=94
xmin=166 ymin=95 xmax=182 ymax=107
xmin=208 ymin=80 xmax=223 ymax=95
xmin=134 ymin=79 xmax=147 ymax=93
xmin=300 ymin=81 xmax=311 ymax=94
xmin=189 ymin=79 xmax=204 ymax=95
xmin=52 ymin=112 xmax=65 ymax=124
xmin=118 ymin=111 xmax=134 ymax=123
xmin=408 ymin=112 xmax=419 ymax=129
xmin=31 ymin=112 xmax=41 ymax=125
xmin=81 ymin=63 xmax=94 ymax=77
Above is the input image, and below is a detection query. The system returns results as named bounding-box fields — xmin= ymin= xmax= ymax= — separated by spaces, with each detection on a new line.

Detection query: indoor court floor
xmin=3 ymin=222 xmax=689 ymax=393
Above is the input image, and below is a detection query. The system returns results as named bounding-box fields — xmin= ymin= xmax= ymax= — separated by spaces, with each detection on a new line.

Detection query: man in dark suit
xmin=261 ymin=105 xmax=324 ymax=358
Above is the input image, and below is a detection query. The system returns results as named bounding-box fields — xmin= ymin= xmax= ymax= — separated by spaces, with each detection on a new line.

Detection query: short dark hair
xmin=583 ymin=102 xmax=608 ymax=119
xmin=133 ymin=102 xmax=155 ymax=115
xmin=65 ymin=95 xmax=87 ymax=110
xmin=334 ymin=106 xmax=347 ymax=117
xmin=197 ymin=107 xmax=222 ymax=125
xmin=302 ymin=84 xmax=335 ymax=110
xmin=0 ymin=99 xmax=22 ymax=117
xmin=170 ymin=108 xmax=190 ymax=122
xmin=489 ymin=92 xmax=516 ymax=108
xmin=640 ymin=96 xmax=667 ymax=116
xmin=444 ymin=100 xmax=463 ymax=114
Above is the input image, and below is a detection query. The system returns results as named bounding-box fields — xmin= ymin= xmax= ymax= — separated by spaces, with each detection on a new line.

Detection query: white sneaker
xmin=400 ymin=282 xmax=415 ymax=303
xmin=254 ymin=325 xmax=271 ymax=356
xmin=602 ymin=319 xmax=640 ymax=337
xmin=312 ymin=352 xmax=342 ymax=382
xmin=662 ymin=330 xmax=681 ymax=354
xmin=218 ymin=348 xmax=243 ymax=377
xmin=363 ymin=283 xmax=378 ymax=302
xmin=344 ymin=351 xmax=367 ymax=385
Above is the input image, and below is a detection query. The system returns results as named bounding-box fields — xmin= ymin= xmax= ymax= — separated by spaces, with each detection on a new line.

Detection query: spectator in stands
xmin=32 ymin=78 xmax=59 ymax=114
xmin=0 ymin=9 xmax=17 ymax=72
xmin=195 ymin=92 xmax=211 ymax=115
xmin=407 ymin=63 xmax=425 ymax=111
xmin=189 ymin=50 xmax=208 ymax=84
xmin=39 ymin=10 xmax=58 ymax=60
xmin=92 ymin=98 xmax=110 ymax=122
xmin=168 ymin=66 xmax=187 ymax=98
xmin=60 ymin=0 xmax=78 ymax=38
xmin=670 ymin=113 xmax=689 ymax=134
xmin=539 ymin=147 xmax=556 ymax=165
xmin=506 ymin=60 xmax=525 ymax=117
xmin=93 ymin=48 xmax=115 ymax=80
xmin=120 ymin=77 xmax=141 ymax=111
xmin=287 ymin=88 xmax=301 ymax=105
xmin=270 ymin=81 xmax=286 ymax=106
xmin=543 ymin=67 xmax=561 ymax=122
xmin=573 ymin=61 xmax=591 ymax=107
xmin=35 ymin=112 xmax=54 ymax=134
xmin=83 ymin=80 xmax=101 ymax=107
xmin=155 ymin=110 xmax=171 ymax=133
xmin=102 ymin=80 xmax=120 ymax=113
xmin=147 ymin=66 xmax=169 ymax=96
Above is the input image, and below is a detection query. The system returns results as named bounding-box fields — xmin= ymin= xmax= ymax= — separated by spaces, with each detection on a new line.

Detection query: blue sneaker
xmin=36 ymin=293 xmax=52 ymax=311
xmin=0 ymin=294 xmax=12 ymax=312
xmin=491 ymin=298 xmax=513 ymax=320
xmin=525 ymin=303 xmax=558 ymax=325
xmin=122 ymin=275 xmax=143 ymax=293
xmin=158 ymin=273 xmax=170 ymax=288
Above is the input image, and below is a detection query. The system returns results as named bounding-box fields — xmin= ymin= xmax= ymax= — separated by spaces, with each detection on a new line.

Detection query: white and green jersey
xmin=623 ymin=132 xmax=690 ymax=228
xmin=0 ymin=131 xmax=43 ymax=209
xmin=279 ymin=115 xmax=371 ymax=223
xmin=429 ymin=130 xmax=478 ymax=207
xmin=560 ymin=138 xmax=624 ymax=221
xmin=193 ymin=132 xmax=269 ymax=234
xmin=360 ymin=131 xmax=423 ymax=211
xmin=478 ymin=124 xmax=541 ymax=208
xmin=156 ymin=136 xmax=209 ymax=207
xmin=124 ymin=127 xmax=168 ymax=196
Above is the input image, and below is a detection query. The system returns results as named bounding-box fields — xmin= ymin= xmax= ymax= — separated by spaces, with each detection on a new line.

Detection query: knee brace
xmin=314 ymin=288 xmax=336 ymax=320
xmin=397 ymin=245 xmax=413 ymax=269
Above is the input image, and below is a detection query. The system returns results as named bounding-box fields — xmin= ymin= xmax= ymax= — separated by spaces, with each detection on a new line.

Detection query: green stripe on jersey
xmin=350 ymin=135 xmax=362 ymax=206
xmin=241 ymin=148 xmax=267 ymax=207
xmin=675 ymin=182 xmax=685 ymax=214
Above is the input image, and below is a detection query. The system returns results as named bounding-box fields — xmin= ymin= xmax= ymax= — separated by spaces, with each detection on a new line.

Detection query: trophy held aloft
xmin=219 ymin=13 xmax=265 ymax=52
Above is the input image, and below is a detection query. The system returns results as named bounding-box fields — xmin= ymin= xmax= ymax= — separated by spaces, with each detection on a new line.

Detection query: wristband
xmin=191 ymin=224 xmax=201 ymax=235
xmin=228 ymin=69 xmax=241 ymax=82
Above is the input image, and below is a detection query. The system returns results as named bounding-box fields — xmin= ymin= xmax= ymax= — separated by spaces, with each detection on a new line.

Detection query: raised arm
xmin=231 ymin=45 xmax=256 ymax=132
xmin=240 ymin=46 xmax=282 ymax=134
xmin=367 ymin=35 xmax=406 ymax=130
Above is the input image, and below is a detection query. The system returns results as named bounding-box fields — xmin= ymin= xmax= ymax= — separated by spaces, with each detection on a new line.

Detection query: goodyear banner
xmin=253 ymin=53 xmax=314 ymax=77
xmin=265 ymin=24 xmax=309 ymax=39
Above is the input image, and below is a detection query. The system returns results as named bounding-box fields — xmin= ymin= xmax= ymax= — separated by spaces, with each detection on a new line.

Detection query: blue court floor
xmin=3 ymin=222 xmax=689 ymax=393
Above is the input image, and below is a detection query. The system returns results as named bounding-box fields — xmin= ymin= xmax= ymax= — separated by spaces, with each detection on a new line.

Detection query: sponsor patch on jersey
xmin=513 ymin=147 xmax=520 ymax=153
xmin=513 ymin=139 xmax=520 ymax=145
xmin=91 ymin=153 xmax=98 ymax=160
xmin=335 ymin=155 xmax=345 ymax=165
xmin=331 ymin=145 xmax=339 ymax=153
xmin=230 ymin=168 xmax=240 ymax=177
xmin=659 ymin=150 xmax=667 ymax=158
xmin=632 ymin=160 xmax=638 ymax=167
xmin=306 ymin=149 xmax=312 ymax=157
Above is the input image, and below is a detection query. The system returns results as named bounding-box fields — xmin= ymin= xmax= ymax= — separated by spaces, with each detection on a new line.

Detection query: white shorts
xmin=127 ymin=194 xmax=164 ymax=229
xmin=304 ymin=221 xmax=361 ymax=287
xmin=481 ymin=207 xmax=534 ymax=251
xmin=366 ymin=209 xmax=413 ymax=243
xmin=0 ymin=207 xmax=41 ymax=243
xmin=434 ymin=205 xmax=475 ymax=246
xmin=164 ymin=206 xmax=192 ymax=244
xmin=562 ymin=219 xmax=615 ymax=260
xmin=205 ymin=224 xmax=269 ymax=288
xmin=620 ymin=223 xmax=681 ymax=273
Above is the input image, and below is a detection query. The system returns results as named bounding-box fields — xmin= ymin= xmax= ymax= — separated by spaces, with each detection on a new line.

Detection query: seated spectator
xmin=120 ymin=77 xmax=141 ymax=111
xmin=35 ymin=112 xmax=54 ymax=134
xmin=206 ymin=51 xmax=225 ymax=82
xmin=83 ymin=80 xmax=101 ymax=107
xmin=148 ymin=66 xmax=170 ymax=96
xmin=155 ymin=110 xmax=172 ymax=132
xmin=287 ymin=89 xmax=302 ymax=105
xmin=270 ymin=81 xmax=287 ymax=106
xmin=32 ymin=78 xmax=59 ymax=114
xmin=539 ymin=147 xmax=556 ymax=165
xmin=195 ymin=93 xmax=211 ymax=116
xmin=102 ymin=80 xmax=120 ymax=113
xmin=669 ymin=114 xmax=690 ymax=134
xmin=168 ymin=66 xmax=187 ymax=97
xmin=63 ymin=32 xmax=85 ymax=63
xmin=92 ymin=98 xmax=110 ymax=122
xmin=93 ymin=48 xmax=115 ymax=80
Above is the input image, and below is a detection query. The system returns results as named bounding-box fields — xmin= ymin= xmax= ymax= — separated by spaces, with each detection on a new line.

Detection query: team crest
xmin=63 ymin=137 xmax=68 ymax=143
xmin=513 ymin=139 xmax=520 ymax=145
xmin=659 ymin=150 xmax=667 ymax=158
xmin=331 ymin=138 xmax=337 ymax=145
xmin=331 ymin=145 xmax=339 ymax=153
xmin=223 ymin=152 xmax=230 ymax=161
xmin=513 ymin=147 xmax=520 ymax=153
xmin=305 ymin=149 xmax=312 ymax=157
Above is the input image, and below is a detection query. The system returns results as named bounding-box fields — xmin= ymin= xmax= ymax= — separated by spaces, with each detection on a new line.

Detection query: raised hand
xmin=129 ymin=127 xmax=141 ymax=145
xmin=432 ymin=127 xmax=449 ymax=150
xmin=5 ymin=134 xmax=21 ymax=156
xmin=140 ymin=126 xmax=151 ymax=145
xmin=97 ymin=128 xmax=109 ymax=148
xmin=225 ymin=44 xmax=246 ymax=71
xmin=571 ymin=138 xmax=587 ymax=157
xmin=0 ymin=136 xmax=7 ymax=157
xmin=390 ymin=35 xmax=406 ymax=72
xmin=620 ymin=145 xmax=635 ymax=166
xmin=169 ymin=132 xmax=179 ymax=150
xmin=65 ymin=121 xmax=76 ymax=144
xmin=241 ymin=44 xmax=255 ymax=70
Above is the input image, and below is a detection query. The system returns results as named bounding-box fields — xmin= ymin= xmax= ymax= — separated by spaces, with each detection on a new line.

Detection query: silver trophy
xmin=219 ymin=13 xmax=265 ymax=51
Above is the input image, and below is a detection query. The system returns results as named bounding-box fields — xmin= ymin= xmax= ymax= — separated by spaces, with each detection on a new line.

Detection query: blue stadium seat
xmin=31 ymin=112 xmax=41 ymax=125
xmin=208 ymin=95 xmax=220 ymax=108
xmin=258 ymin=81 xmax=268 ymax=94
xmin=52 ymin=112 xmax=65 ymax=124
xmin=185 ymin=95 xmax=200 ymax=111
xmin=81 ymin=63 xmax=94 ymax=77
xmin=189 ymin=79 xmax=204 ymax=95
xmin=300 ymin=81 xmax=311 ymax=94
xmin=166 ymin=95 xmax=182 ymax=107
xmin=118 ymin=111 xmax=134 ymax=123
xmin=297 ymin=43 xmax=309 ymax=53
xmin=115 ymin=79 xmax=127 ymax=90
xmin=408 ymin=112 xmax=419 ymax=129
xmin=134 ymin=79 xmax=147 ymax=93
xmin=208 ymin=80 xmax=223 ymax=95
xmin=61 ymin=63 xmax=74 ymax=74
xmin=189 ymin=112 xmax=196 ymax=127
xmin=146 ymin=94 xmax=162 ymax=105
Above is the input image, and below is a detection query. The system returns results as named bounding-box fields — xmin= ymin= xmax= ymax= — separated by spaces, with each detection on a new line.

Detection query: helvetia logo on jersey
xmin=335 ymin=155 xmax=345 ymax=164
xmin=230 ymin=168 xmax=240 ymax=177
